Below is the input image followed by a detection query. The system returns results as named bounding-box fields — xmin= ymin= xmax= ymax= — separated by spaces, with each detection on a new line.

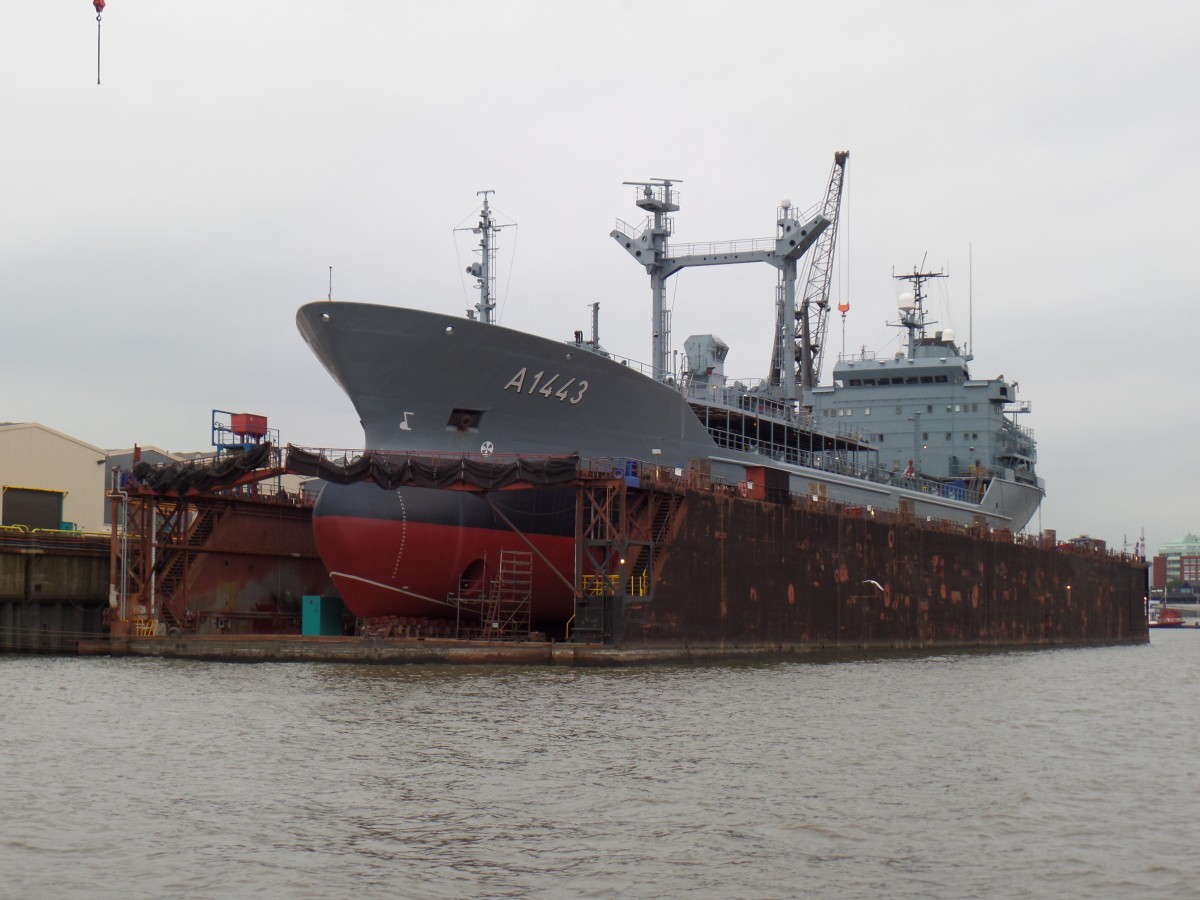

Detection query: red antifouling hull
xmin=313 ymin=514 xmax=577 ymax=621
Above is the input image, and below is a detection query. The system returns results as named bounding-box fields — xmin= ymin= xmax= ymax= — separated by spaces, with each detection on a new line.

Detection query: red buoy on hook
xmin=93 ymin=0 xmax=106 ymax=85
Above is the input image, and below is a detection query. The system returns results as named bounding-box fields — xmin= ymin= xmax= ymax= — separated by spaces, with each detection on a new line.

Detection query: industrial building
xmin=0 ymin=423 xmax=108 ymax=533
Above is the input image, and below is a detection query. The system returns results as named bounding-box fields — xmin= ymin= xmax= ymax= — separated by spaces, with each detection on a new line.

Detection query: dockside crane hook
xmin=837 ymin=299 xmax=851 ymax=362
xmin=93 ymin=0 xmax=105 ymax=85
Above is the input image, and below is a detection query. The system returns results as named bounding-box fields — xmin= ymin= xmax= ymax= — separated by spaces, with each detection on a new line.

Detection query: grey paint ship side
xmin=296 ymin=301 xmax=1043 ymax=531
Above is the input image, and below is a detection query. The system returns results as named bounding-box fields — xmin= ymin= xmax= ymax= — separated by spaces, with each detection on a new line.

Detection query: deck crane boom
xmin=769 ymin=150 xmax=848 ymax=398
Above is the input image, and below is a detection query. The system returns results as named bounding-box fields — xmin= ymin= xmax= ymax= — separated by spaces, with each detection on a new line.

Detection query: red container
xmin=231 ymin=413 xmax=268 ymax=437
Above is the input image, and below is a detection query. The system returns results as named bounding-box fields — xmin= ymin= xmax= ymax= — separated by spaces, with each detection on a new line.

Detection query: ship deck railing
xmin=665 ymin=235 xmax=778 ymax=258
xmin=1001 ymin=419 xmax=1036 ymax=441
xmin=596 ymin=350 xmax=658 ymax=380
xmin=836 ymin=349 xmax=879 ymax=365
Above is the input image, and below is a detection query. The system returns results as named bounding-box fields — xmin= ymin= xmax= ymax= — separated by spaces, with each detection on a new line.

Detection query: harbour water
xmin=2 ymin=633 xmax=1196 ymax=899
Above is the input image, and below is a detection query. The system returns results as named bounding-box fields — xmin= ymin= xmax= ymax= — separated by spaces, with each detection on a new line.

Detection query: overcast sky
xmin=2 ymin=2 xmax=1196 ymax=553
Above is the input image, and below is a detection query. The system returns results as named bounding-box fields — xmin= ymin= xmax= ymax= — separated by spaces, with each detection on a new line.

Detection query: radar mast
xmin=893 ymin=267 xmax=946 ymax=359
xmin=457 ymin=191 xmax=514 ymax=324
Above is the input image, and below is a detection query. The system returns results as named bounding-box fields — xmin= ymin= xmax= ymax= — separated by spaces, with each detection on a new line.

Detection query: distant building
xmin=0 ymin=422 xmax=107 ymax=532
xmin=1151 ymin=533 xmax=1200 ymax=591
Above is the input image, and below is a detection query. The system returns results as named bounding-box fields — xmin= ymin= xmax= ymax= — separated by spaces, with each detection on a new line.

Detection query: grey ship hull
xmin=296 ymin=301 xmax=1043 ymax=618
xmin=299 ymin=302 xmax=1040 ymax=526
xmin=299 ymin=302 xmax=717 ymax=461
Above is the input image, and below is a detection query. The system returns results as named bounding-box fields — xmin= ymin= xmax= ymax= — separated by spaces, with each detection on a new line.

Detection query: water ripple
xmin=1 ymin=635 xmax=1198 ymax=898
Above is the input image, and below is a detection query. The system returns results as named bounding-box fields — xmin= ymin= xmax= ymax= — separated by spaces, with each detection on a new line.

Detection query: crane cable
xmin=93 ymin=0 xmax=105 ymax=85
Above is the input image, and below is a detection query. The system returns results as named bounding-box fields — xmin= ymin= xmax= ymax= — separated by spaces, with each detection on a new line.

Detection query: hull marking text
xmin=503 ymin=367 xmax=589 ymax=404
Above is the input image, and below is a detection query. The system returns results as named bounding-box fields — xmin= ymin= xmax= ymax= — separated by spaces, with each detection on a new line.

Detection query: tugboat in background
xmin=1149 ymin=607 xmax=1186 ymax=628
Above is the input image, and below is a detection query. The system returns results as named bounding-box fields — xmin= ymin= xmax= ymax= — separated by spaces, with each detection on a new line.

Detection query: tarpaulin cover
xmin=286 ymin=445 xmax=581 ymax=491
xmin=131 ymin=443 xmax=274 ymax=494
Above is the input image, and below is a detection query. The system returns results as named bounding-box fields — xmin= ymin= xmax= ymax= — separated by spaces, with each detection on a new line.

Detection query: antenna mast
xmin=893 ymin=265 xmax=947 ymax=359
xmin=457 ymin=191 xmax=514 ymax=324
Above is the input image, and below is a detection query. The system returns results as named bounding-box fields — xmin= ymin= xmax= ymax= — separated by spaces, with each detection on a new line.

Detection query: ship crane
xmin=769 ymin=150 xmax=848 ymax=398
xmin=610 ymin=178 xmax=829 ymax=405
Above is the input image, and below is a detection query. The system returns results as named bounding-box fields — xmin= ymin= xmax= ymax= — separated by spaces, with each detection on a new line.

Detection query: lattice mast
xmin=770 ymin=151 xmax=848 ymax=394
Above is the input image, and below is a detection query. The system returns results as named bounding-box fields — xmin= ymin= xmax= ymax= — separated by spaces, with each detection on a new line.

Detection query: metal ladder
xmin=480 ymin=550 xmax=532 ymax=640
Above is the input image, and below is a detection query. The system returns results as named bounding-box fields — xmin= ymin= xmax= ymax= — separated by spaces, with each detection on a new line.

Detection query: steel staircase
xmin=155 ymin=506 xmax=219 ymax=632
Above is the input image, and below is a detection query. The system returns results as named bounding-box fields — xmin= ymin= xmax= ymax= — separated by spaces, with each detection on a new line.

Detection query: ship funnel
xmin=898 ymin=291 xmax=916 ymax=311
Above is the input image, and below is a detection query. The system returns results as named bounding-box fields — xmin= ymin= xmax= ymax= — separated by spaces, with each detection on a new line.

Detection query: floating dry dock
xmin=82 ymin=634 xmax=777 ymax=666
xmin=1 ymin=527 xmax=108 ymax=653
xmin=75 ymin=446 xmax=1149 ymax=664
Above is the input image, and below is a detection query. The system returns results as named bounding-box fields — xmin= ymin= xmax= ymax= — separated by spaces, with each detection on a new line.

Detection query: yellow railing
xmin=582 ymin=573 xmax=650 ymax=597
xmin=31 ymin=527 xmax=112 ymax=539
xmin=582 ymin=574 xmax=619 ymax=596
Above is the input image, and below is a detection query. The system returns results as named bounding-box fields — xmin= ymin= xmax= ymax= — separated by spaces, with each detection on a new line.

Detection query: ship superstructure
xmin=808 ymin=268 xmax=1038 ymax=495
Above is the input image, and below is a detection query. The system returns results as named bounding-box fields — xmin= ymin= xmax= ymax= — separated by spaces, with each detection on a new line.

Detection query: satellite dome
xmin=898 ymin=291 xmax=916 ymax=311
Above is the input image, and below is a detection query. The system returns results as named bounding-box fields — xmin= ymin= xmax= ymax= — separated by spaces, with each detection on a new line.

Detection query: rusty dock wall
xmin=616 ymin=488 xmax=1148 ymax=650
xmin=0 ymin=529 xmax=109 ymax=653
xmin=18 ymin=448 xmax=1149 ymax=662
